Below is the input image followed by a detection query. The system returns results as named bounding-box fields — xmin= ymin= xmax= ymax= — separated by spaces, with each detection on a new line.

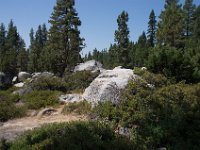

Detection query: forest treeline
xmin=0 ymin=0 xmax=200 ymax=83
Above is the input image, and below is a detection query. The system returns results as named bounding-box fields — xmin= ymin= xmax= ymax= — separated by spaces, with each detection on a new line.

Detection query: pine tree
xmin=114 ymin=11 xmax=130 ymax=67
xmin=147 ymin=10 xmax=157 ymax=47
xmin=183 ymin=0 xmax=196 ymax=38
xmin=28 ymin=24 xmax=48 ymax=72
xmin=135 ymin=32 xmax=148 ymax=66
xmin=4 ymin=20 xmax=19 ymax=76
xmin=157 ymin=0 xmax=184 ymax=48
xmin=48 ymin=0 xmax=84 ymax=75
xmin=17 ymin=38 xmax=28 ymax=71
xmin=0 ymin=23 xmax=6 ymax=72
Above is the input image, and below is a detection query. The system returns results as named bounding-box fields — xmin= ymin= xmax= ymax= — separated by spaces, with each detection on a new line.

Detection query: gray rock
xmin=18 ymin=72 xmax=31 ymax=82
xmin=74 ymin=60 xmax=103 ymax=72
xmin=83 ymin=67 xmax=137 ymax=104
xmin=59 ymin=94 xmax=83 ymax=103
xmin=14 ymin=82 xmax=24 ymax=88
xmin=12 ymin=76 xmax=18 ymax=83
xmin=32 ymin=72 xmax=54 ymax=79
xmin=13 ymin=87 xmax=33 ymax=96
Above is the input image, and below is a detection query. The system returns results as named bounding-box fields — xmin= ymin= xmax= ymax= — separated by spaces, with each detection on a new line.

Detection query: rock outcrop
xmin=74 ymin=60 xmax=103 ymax=72
xmin=18 ymin=72 xmax=31 ymax=82
xmin=83 ymin=67 xmax=137 ymax=104
xmin=59 ymin=94 xmax=83 ymax=103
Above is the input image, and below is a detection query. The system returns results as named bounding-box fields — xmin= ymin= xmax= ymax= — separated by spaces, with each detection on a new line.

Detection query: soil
xmin=0 ymin=106 xmax=87 ymax=141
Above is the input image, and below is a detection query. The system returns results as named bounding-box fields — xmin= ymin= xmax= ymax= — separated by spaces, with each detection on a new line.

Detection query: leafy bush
xmin=0 ymin=91 xmax=26 ymax=122
xmin=94 ymin=78 xmax=200 ymax=149
xmin=28 ymin=71 xmax=99 ymax=93
xmin=23 ymin=90 xmax=60 ymax=109
xmin=64 ymin=71 xmax=99 ymax=93
xmin=134 ymin=67 xmax=168 ymax=87
xmin=62 ymin=100 xmax=92 ymax=115
xmin=9 ymin=121 xmax=134 ymax=150
xmin=29 ymin=76 xmax=68 ymax=92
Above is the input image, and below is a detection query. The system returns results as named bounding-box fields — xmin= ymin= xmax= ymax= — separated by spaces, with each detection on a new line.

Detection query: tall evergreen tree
xmin=4 ymin=20 xmax=19 ymax=76
xmin=114 ymin=11 xmax=130 ymax=67
xmin=17 ymin=38 xmax=28 ymax=71
xmin=48 ymin=0 xmax=84 ymax=75
xmin=147 ymin=10 xmax=157 ymax=47
xmin=157 ymin=0 xmax=184 ymax=48
xmin=183 ymin=0 xmax=196 ymax=38
xmin=0 ymin=23 xmax=6 ymax=72
xmin=28 ymin=24 xmax=48 ymax=72
xmin=135 ymin=32 xmax=148 ymax=66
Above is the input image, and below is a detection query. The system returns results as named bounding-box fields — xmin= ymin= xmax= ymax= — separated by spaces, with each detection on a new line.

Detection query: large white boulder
xmin=74 ymin=60 xmax=103 ymax=72
xmin=18 ymin=72 xmax=31 ymax=82
xmin=83 ymin=67 xmax=137 ymax=104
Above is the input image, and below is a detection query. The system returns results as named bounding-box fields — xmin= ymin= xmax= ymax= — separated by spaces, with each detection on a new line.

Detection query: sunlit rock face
xmin=83 ymin=67 xmax=138 ymax=104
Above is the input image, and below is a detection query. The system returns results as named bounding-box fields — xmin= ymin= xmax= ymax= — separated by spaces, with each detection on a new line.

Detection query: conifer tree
xmin=17 ymin=38 xmax=28 ymax=71
xmin=147 ymin=10 xmax=157 ymax=47
xmin=183 ymin=0 xmax=196 ymax=38
xmin=114 ymin=11 xmax=130 ymax=67
xmin=0 ymin=23 xmax=6 ymax=72
xmin=157 ymin=0 xmax=184 ymax=48
xmin=48 ymin=0 xmax=84 ymax=75
xmin=4 ymin=20 xmax=19 ymax=76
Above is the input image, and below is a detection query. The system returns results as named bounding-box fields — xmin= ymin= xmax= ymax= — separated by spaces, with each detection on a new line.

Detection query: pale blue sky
xmin=0 ymin=0 xmax=199 ymax=55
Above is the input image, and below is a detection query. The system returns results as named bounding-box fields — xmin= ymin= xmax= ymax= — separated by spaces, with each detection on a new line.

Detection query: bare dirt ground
xmin=0 ymin=106 xmax=88 ymax=141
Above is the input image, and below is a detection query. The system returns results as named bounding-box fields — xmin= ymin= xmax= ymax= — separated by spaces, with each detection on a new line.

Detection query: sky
xmin=0 ymin=0 xmax=200 ymax=55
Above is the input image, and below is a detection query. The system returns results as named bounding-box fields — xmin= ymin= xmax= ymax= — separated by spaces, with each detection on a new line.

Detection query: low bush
xmin=28 ymin=71 xmax=99 ymax=94
xmin=9 ymin=121 xmax=134 ymax=150
xmin=64 ymin=71 xmax=99 ymax=93
xmin=62 ymin=100 xmax=92 ymax=115
xmin=23 ymin=90 xmax=61 ymax=110
xmin=0 ymin=91 xmax=26 ymax=122
xmin=29 ymin=76 xmax=68 ymax=92
xmin=134 ymin=67 xmax=168 ymax=87
xmin=94 ymin=77 xmax=200 ymax=149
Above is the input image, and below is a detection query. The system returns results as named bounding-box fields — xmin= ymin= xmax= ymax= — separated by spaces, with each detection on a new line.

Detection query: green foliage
xmin=47 ymin=0 xmax=84 ymax=75
xmin=64 ymin=71 xmax=99 ymax=93
xmin=114 ymin=11 xmax=130 ymax=67
xmin=94 ymin=76 xmax=200 ymax=149
xmin=157 ymin=0 xmax=184 ymax=48
xmin=9 ymin=121 xmax=134 ymax=150
xmin=23 ymin=90 xmax=60 ymax=109
xmin=62 ymin=100 xmax=92 ymax=115
xmin=147 ymin=10 xmax=157 ymax=47
xmin=28 ymin=76 xmax=68 ymax=92
xmin=147 ymin=46 xmax=183 ymax=80
xmin=134 ymin=67 xmax=168 ymax=87
xmin=0 ymin=91 xmax=26 ymax=122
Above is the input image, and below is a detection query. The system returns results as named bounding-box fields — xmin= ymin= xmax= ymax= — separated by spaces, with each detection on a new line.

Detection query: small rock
xmin=59 ymin=94 xmax=83 ymax=103
xmin=18 ymin=72 xmax=31 ymax=82
xmin=14 ymin=82 xmax=24 ymax=88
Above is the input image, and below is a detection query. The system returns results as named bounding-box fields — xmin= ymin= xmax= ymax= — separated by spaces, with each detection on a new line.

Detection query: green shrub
xmin=28 ymin=71 xmax=99 ymax=94
xmin=134 ymin=67 xmax=168 ymax=87
xmin=29 ymin=76 xmax=68 ymax=92
xmin=94 ymin=79 xmax=200 ymax=149
xmin=62 ymin=100 xmax=92 ymax=115
xmin=9 ymin=121 xmax=134 ymax=150
xmin=0 ymin=91 xmax=26 ymax=122
xmin=64 ymin=71 xmax=99 ymax=93
xmin=23 ymin=90 xmax=60 ymax=109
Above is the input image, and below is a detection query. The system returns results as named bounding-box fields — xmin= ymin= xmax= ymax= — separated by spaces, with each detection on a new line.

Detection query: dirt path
xmin=0 ymin=106 xmax=87 ymax=141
